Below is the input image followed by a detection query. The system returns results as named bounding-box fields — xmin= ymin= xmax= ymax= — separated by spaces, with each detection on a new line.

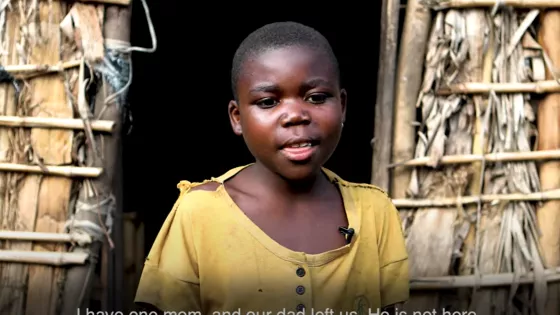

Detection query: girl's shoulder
xmin=322 ymin=167 xmax=392 ymax=205
xmin=169 ymin=165 xmax=250 ymax=218
xmin=172 ymin=179 xmax=227 ymax=216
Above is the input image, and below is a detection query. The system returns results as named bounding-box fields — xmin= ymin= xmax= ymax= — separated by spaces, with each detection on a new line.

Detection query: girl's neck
xmin=249 ymin=162 xmax=328 ymax=197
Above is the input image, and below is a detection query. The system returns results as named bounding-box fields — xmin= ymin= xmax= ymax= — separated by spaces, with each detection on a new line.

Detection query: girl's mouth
xmin=280 ymin=141 xmax=318 ymax=161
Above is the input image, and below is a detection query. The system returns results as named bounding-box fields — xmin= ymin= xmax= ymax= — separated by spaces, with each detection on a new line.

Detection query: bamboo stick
xmin=393 ymin=189 xmax=560 ymax=208
xmin=0 ymin=231 xmax=91 ymax=244
xmin=389 ymin=149 xmax=560 ymax=167
xmin=410 ymin=267 xmax=560 ymax=289
xmin=4 ymin=60 xmax=81 ymax=78
xmin=77 ymin=0 xmax=130 ymax=6
xmin=437 ymin=80 xmax=560 ymax=95
xmin=0 ymin=250 xmax=88 ymax=266
xmin=0 ymin=116 xmax=114 ymax=132
xmin=424 ymin=0 xmax=560 ymax=9
xmin=371 ymin=0 xmax=400 ymax=191
xmin=0 ymin=163 xmax=101 ymax=177
xmin=4 ymin=60 xmax=80 ymax=72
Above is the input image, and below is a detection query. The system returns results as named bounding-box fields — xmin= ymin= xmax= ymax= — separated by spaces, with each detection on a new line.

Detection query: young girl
xmin=135 ymin=21 xmax=409 ymax=315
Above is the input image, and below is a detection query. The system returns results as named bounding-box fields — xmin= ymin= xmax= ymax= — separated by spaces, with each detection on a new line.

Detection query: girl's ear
xmin=340 ymin=88 xmax=347 ymax=123
xmin=228 ymin=100 xmax=242 ymax=135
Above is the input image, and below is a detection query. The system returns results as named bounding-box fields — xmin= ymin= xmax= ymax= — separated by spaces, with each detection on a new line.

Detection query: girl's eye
xmin=306 ymin=93 xmax=330 ymax=104
xmin=256 ymin=98 xmax=278 ymax=108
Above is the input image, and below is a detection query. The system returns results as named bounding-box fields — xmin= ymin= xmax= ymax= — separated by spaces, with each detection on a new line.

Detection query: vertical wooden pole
xmin=371 ymin=0 xmax=400 ymax=192
xmin=391 ymin=0 xmax=430 ymax=199
xmin=104 ymin=7 xmax=130 ymax=311
xmin=60 ymin=4 xmax=130 ymax=315
xmin=536 ymin=9 xmax=560 ymax=315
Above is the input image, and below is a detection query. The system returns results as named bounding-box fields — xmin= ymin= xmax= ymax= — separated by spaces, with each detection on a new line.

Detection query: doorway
xmin=125 ymin=2 xmax=382 ymax=252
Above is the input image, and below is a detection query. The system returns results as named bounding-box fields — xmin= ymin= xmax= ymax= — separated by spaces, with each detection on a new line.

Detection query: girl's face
xmin=228 ymin=45 xmax=347 ymax=181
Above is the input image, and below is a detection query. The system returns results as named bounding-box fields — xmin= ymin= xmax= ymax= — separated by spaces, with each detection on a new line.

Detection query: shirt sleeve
xmin=377 ymin=195 xmax=410 ymax=308
xmin=135 ymin=181 xmax=202 ymax=312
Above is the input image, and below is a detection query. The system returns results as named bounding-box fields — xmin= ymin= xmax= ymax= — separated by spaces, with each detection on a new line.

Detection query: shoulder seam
xmin=338 ymin=180 xmax=389 ymax=196
xmin=176 ymin=179 xmax=223 ymax=194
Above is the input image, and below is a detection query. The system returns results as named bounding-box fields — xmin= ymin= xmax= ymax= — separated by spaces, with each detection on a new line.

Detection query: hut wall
xmin=0 ymin=0 xmax=144 ymax=314
xmin=381 ymin=1 xmax=560 ymax=314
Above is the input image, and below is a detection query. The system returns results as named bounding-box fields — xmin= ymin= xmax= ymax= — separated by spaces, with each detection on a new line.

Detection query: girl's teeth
xmin=289 ymin=143 xmax=311 ymax=148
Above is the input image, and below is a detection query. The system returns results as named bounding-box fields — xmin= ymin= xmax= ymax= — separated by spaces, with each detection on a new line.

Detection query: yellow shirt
xmin=135 ymin=165 xmax=409 ymax=315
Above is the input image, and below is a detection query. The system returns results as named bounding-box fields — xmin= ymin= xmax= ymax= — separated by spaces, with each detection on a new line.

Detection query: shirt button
xmin=296 ymin=267 xmax=306 ymax=277
xmin=296 ymin=285 xmax=305 ymax=295
xmin=296 ymin=304 xmax=305 ymax=312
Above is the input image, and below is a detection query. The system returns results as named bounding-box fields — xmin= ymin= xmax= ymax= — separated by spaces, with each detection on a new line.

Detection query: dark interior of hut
xmin=125 ymin=3 xmax=383 ymax=259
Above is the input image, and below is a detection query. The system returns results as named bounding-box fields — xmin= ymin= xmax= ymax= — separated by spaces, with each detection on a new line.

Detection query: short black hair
xmin=231 ymin=21 xmax=340 ymax=99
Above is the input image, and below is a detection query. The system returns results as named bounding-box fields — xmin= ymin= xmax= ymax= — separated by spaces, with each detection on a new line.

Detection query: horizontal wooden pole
xmin=0 ymin=116 xmax=114 ymax=133
xmin=0 ymin=250 xmax=88 ymax=266
xmin=437 ymin=80 xmax=560 ymax=95
xmin=0 ymin=163 xmax=102 ymax=178
xmin=424 ymin=0 xmax=560 ymax=10
xmin=76 ymin=0 xmax=131 ymax=5
xmin=4 ymin=60 xmax=81 ymax=79
xmin=389 ymin=150 xmax=560 ymax=168
xmin=0 ymin=231 xmax=91 ymax=244
xmin=393 ymin=189 xmax=560 ymax=208
xmin=411 ymin=267 xmax=560 ymax=289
